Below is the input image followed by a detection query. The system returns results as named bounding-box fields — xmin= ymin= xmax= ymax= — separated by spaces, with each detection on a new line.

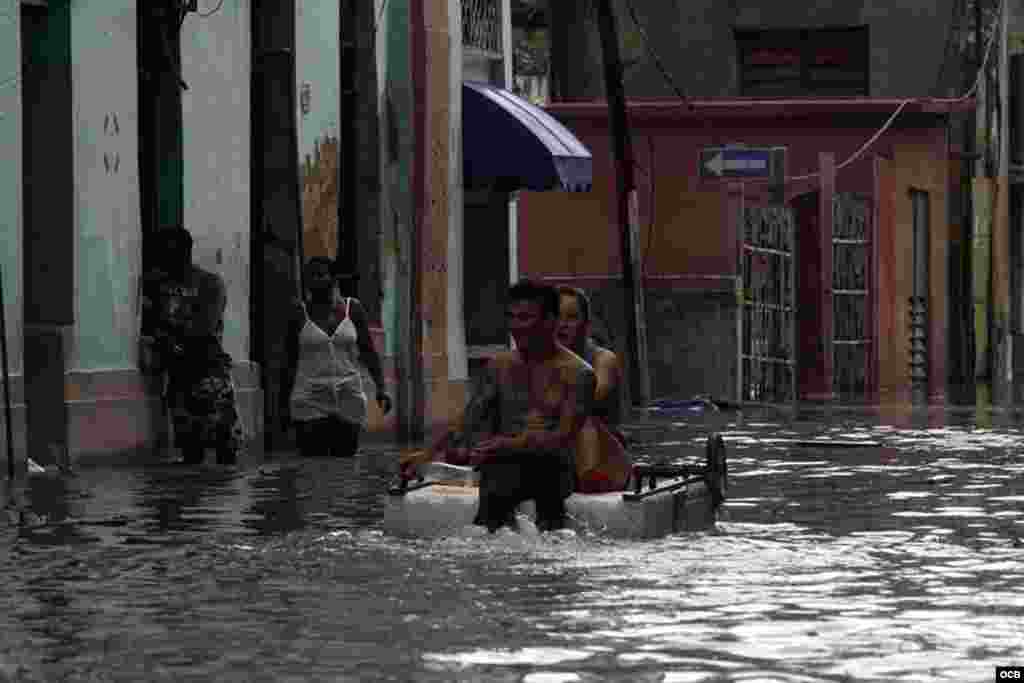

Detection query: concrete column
xmin=251 ymin=0 xmax=302 ymax=449
xmin=448 ymin=0 xmax=468 ymax=383
xmin=817 ymin=152 xmax=836 ymax=400
xmin=871 ymin=154 xmax=884 ymax=400
xmin=21 ymin=1 xmax=74 ymax=468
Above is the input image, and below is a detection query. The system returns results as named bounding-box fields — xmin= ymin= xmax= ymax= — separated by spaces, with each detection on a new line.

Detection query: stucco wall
xmin=0 ymin=0 xmax=24 ymax=459
xmin=71 ymin=0 xmax=142 ymax=373
xmin=564 ymin=0 xmax=956 ymax=100
xmin=519 ymin=111 xmax=953 ymax=401
xmin=181 ymin=0 xmax=251 ymax=366
xmin=875 ymin=132 xmax=951 ymax=402
xmin=296 ymin=0 xmax=340 ymax=261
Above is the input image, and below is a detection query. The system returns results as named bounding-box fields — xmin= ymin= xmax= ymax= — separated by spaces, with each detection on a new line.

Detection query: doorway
xmin=463 ymin=189 xmax=511 ymax=351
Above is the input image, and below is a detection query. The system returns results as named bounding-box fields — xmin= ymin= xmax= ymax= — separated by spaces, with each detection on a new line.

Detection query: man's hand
xmin=398 ymin=448 xmax=433 ymax=480
xmin=470 ymin=435 xmax=517 ymax=465
xmin=474 ymin=435 xmax=511 ymax=453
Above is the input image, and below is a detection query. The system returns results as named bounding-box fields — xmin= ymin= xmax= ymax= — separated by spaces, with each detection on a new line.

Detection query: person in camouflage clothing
xmin=139 ymin=226 xmax=245 ymax=465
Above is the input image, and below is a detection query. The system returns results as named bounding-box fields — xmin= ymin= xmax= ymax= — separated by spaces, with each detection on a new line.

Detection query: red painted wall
xmin=519 ymin=105 xmax=955 ymax=401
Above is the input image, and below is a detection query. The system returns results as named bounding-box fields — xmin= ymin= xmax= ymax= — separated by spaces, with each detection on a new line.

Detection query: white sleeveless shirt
xmin=289 ymin=298 xmax=368 ymax=427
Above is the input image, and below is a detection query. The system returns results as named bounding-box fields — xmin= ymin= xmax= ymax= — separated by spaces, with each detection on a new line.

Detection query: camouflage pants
xmin=170 ymin=374 xmax=246 ymax=459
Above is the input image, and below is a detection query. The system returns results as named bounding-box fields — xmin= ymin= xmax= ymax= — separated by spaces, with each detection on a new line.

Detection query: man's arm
xmin=401 ymin=358 xmax=500 ymax=474
xmin=593 ymin=348 xmax=622 ymax=404
xmin=445 ymin=359 xmax=500 ymax=449
xmin=478 ymin=362 xmax=595 ymax=457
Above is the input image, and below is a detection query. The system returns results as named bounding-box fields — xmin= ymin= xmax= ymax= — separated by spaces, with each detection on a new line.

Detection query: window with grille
xmin=736 ymin=27 xmax=869 ymax=97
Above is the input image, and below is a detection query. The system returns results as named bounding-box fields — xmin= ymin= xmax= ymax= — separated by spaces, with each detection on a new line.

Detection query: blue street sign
xmin=699 ymin=146 xmax=785 ymax=182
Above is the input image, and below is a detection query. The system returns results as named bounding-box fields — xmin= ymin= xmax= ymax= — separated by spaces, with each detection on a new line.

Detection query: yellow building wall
xmin=875 ymin=138 xmax=950 ymax=402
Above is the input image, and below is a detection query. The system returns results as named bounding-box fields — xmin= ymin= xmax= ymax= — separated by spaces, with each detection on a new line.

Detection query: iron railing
xmin=832 ymin=193 xmax=872 ymax=399
xmin=463 ymin=0 xmax=503 ymax=56
xmin=741 ymin=205 xmax=796 ymax=403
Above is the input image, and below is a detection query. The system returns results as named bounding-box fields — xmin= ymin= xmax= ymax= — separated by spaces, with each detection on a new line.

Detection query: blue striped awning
xmin=462 ymin=81 xmax=593 ymax=193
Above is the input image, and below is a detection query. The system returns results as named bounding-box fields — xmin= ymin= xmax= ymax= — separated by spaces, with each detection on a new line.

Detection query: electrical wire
xmin=781 ymin=0 xmax=1002 ymax=182
xmin=617 ymin=0 xmax=1001 ymax=185
xmin=782 ymin=99 xmax=912 ymax=182
xmin=623 ymin=0 xmax=691 ymax=106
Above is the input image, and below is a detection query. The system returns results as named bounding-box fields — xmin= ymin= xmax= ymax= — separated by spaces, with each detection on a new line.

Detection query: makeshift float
xmin=383 ymin=434 xmax=728 ymax=539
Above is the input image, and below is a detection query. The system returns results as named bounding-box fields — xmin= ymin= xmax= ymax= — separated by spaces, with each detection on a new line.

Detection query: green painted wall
xmin=182 ymin=0 xmax=251 ymax=364
xmin=296 ymin=1 xmax=339 ymax=159
xmin=0 ymin=0 xmax=22 ymax=374
xmin=71 ymin=0 xmax=142 ymax=371
xmin=382 ymin=0 xmax=412 ymax=357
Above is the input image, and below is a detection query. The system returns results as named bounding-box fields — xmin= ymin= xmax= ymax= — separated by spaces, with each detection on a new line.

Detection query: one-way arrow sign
xmin=699 ymin=146 xmax=785 ymax=183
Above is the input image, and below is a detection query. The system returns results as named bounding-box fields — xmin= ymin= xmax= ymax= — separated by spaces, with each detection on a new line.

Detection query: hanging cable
xmin=781 ymin=0 xmax=1002 ymax=182
xmin=617 ymin=0 xmax=1001 ymax=185
xmin=783 ymin=99 xmax=912 ymax=182
xmin=622 ymin=0 xmax=691 ymax=107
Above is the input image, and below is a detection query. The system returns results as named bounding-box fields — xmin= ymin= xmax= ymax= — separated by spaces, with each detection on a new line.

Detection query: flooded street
xmin=1 ymin=406 xmax=1022 ymax=682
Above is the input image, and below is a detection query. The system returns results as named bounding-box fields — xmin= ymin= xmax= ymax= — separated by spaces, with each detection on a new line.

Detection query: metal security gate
xmin=741 ymin=206 xmax=796 ymax=403
xmin=832 ymin=194 xmax=872 ymax=398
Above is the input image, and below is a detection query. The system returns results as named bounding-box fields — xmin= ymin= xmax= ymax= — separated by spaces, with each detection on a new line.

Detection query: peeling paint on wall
xmin=296 ymin=0 xmax=341 ymax=268
xmin=301 ymin=135 xmax=339 ymax=260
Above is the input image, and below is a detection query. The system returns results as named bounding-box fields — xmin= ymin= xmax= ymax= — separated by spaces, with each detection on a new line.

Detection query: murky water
xmin=1 ymin=406 xmax=1022 ymax=682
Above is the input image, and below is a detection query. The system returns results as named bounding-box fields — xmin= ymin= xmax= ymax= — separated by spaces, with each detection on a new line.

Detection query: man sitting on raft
xmin=400 ymin=280 xmax=595 ymax=532
xmin=556 ymin=286 xmax=633 ymax=493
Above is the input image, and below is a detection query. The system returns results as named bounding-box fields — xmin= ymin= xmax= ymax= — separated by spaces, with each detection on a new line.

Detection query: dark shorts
xmin=295 ymin=416 xmax=361 ymax=458
xmin=473 ymin=453 xmax=574 ymax=533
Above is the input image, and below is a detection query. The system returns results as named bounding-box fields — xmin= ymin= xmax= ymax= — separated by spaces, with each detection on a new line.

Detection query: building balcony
xmin=463 ymin=0 xmax=503 ymax=59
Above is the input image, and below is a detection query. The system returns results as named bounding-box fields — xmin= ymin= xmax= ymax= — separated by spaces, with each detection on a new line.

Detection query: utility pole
xmin=594 ymin=0 xmax=650 ymax=406
xmin=998 ymin=0 xmax=1011 ymax=396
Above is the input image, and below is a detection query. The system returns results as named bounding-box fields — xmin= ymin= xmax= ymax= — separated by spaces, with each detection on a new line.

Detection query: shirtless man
xmin=402 ymin=280 xmax=595 ymax=532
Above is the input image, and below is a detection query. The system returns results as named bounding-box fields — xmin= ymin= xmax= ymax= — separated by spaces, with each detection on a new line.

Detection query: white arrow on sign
xmin=704 ymin=151 xmax=725 ymax=176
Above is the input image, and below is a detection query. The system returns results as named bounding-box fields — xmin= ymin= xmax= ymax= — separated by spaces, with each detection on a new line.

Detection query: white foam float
xmin=383 ymin=435 xmax=727 ymax=540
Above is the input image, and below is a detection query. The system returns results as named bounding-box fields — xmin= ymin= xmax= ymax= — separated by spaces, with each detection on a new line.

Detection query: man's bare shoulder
xmin=556 ymin=346 xmax=594 ymax=376
xmin=592 ymin=346 xmax=621 ymax=370
xmin=488 ymin=350 xmax=520 ymax=370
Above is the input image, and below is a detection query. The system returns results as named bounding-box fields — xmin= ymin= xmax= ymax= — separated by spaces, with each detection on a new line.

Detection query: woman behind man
xmin=556 ymin=286 xmax=632 ymax=492
xmin=285 ymin=257 xmax=391 ymax=458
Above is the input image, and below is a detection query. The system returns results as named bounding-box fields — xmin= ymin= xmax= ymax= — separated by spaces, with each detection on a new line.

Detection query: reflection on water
xmin=0 ymin=409 xmax=1022 ymax=682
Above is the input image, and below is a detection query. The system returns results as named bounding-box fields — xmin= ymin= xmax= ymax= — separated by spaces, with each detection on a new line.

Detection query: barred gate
xmin=741 ymin=206 xmax=796 ymax=403
xmin=832 ymin=194 xmax=872 ymax=398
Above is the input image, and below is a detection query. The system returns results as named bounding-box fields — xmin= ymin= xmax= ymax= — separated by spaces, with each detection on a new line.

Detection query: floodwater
xmin=1 ymin=405 xmax=1022 ymax=683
